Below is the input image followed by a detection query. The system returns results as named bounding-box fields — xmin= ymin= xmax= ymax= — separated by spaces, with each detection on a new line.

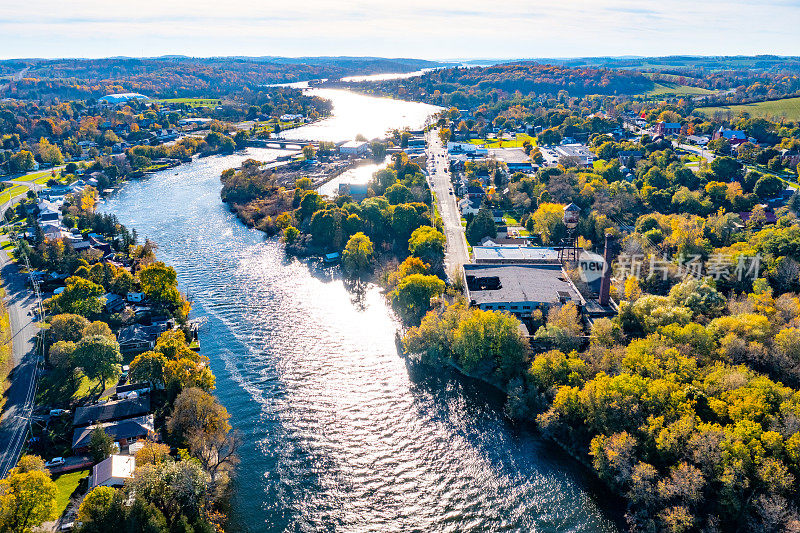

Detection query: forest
xmin=0 ymin=56 xmax=446 ymax=101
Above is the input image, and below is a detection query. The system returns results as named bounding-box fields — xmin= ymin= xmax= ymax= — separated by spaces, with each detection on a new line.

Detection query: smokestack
xmin=599 ymin=233 xmax=614 ymax=306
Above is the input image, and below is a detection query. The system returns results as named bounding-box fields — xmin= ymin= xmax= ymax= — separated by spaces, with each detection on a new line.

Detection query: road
xmin=425 ymin=130 xmax=469 ymax=276
xmin=673 ymin=141 xmax=716 ymax=164
xmin=0 ymin=248 xmax=40 ymax=478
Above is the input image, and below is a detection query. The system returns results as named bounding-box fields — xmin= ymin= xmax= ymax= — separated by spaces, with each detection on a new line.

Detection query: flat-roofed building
xmin=554 ymin=144 xmax=594 ymax=167
xmin=463 ymin=263 xmax=584 ymax=318
xmin=472 ymin=245 xmax=560 ymax=265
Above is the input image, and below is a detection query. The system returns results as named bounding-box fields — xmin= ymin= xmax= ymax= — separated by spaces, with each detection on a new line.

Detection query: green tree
xmin=408 ymin=226 xmax=445 ymax=271
xmin=753 ymin=174 xmax=784 ymax=200
xmin=390 ymin=204 xmax=421 ymax=243
xmin=389 ymin=273 xmax=445 ymax=324
xmin=282 ymin=226 xmax=300 ymax=244
xmin=341 ymin=232 xmax=374 ymax=276
xmin=9 ymin=150 xmax=35 ymax=173
xmin=73 ymin=335 xmax=122 ymax=389
xmin=128 ymin=459 xmax=210 ymax=524
xmin=89 ymin=427 xmax=115 ymax=463
xmin=129 ymin=351 xmax=167 ymax=388
xmin=302 ymin=144 xmax=316 ymax=159
xmin=453 ymin=309 xmax=529 ymax=379
xmin=385 ymin=183 xmax=413 ymax=205
xmin=0 ymin=456 xmax=57 ymax=533
xmin=48 ymin=340 xmax=76 ymax=371
xmin=466 ymin=205 xmax=497 ymax=245
xmin=47 ymin=277 xmax=105 ymax=317
xmin=76 ymin=486 xmax=123 ymax=533
xmin=137 ymin=262 xmax=187 ymax=317
xmin=47 ymin=313 xmax=90 ymax=344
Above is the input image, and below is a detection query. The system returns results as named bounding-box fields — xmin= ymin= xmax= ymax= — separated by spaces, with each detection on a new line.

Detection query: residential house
xmin=117 ymin=324 xmax=158 ymax=353
xmin=103 ymin=293 xmax=126 ymax=313
xmin=73 ymin=396 xmax=151 ymax=428
xmin=654 ymin=122 xmax=682 ymax=136
xmin=72 ymin=415 xmax=155 ymax=452
xmin=126 ymin=292 xmax=145 ymax=303
xmin=782 ymin=150 xmax=800 ymax=168
xmin=90 ymin=455 xmax=135 ymax=489
xmin=459 ymin=197 xmax=482 ymax=217
xmin=617 ymin=151 xmax=643 ymax=166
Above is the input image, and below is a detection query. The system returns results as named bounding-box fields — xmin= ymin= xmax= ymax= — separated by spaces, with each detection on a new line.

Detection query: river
xmin=100 ymin=85 xmax=621 ymax=532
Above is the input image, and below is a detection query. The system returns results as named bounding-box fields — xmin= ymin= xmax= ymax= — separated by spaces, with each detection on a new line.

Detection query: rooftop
xmin=73 ymin=396 xmax=151 ymax=427
xmin=487 ymin=148 xmax=531 ymax=165
xmin=91 ymin=455 xmax=135 ymax=488
xmin=464 ymin=263 xmax=583 ymax=307
xmin=72 ymin=415 xmax=154 ymax=449
xmin=472 ymin=245 xmax=560 ymax=264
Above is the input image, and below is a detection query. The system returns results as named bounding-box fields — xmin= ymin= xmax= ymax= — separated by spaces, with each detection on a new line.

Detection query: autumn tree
xmin=0 ymin=455 xmax=57 ymax=533
xmin=341 ymin=232 xmax=373 ymax=276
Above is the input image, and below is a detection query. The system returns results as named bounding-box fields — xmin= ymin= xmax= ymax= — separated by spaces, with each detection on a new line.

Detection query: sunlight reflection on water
xmin=99 ymin=89 xmax=620 ymax=533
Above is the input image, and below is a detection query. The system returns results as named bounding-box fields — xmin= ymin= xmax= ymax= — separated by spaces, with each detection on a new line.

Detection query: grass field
xmin=12 ymin=170 xmax=57 ymax=183
xmin=156 ymin=98 xmax=222 ymax=107
xmin=0 ymin=185 xmax=30 ymax=205
xmin=467 ymin=133 xmax=536 ymax=149
xmin=646 ymin=82 xmax=715 ymax=97
xmin=696 ymin=96 xmax=800 ymax=121
xmin=0 ymin=289 xmax=10 ymax=412
xmin=53 ymin=469 xmax=90 ymax=516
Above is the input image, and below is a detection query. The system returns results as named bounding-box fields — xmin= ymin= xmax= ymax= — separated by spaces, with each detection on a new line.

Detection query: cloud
xmin=0 ymin=0 xmax=797 ymax=59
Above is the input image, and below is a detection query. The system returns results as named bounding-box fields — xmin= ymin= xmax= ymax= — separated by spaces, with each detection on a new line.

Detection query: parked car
xmin=49 ymin=409 xmax=68 ymax=417
xmin=44 ymin=457 xmax=65 ymax=468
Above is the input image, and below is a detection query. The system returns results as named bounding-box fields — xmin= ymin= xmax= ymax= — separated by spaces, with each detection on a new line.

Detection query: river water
xmin=100 ymin=86 xmax=620 ymax=532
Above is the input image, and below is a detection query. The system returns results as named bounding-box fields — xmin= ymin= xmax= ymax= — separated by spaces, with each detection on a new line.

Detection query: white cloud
xmin=0 ymin=0 xmax=797 ymax=59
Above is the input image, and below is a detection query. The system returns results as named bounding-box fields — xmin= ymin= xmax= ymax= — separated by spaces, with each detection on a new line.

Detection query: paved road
xmin=673 ymin=142 xmax=716 ymax=164
xmin=425 ymin=130 xmax=469 ymax=277
xmin=0 ymin=188 xmax=41 ymax=479
xmin=0 ymin=249 xmax=39 ymax=478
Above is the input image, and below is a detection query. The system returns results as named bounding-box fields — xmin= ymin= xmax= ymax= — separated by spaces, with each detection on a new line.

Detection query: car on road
xmin=44 ymin=457 xmax=65 ymax=468
xmin=49 ymin=409 xmax=68 ymax=417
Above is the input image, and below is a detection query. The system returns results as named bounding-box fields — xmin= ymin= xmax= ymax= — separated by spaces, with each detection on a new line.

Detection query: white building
xmin=90 ymin=455 xmax=135 ymax=489
xmin=554 ymin=144 xmax=595 ymax=167
xmin=340 ymin=141 xmax=370 ymax=156
xmin=447 ymin=142 xmax=487 ymax=155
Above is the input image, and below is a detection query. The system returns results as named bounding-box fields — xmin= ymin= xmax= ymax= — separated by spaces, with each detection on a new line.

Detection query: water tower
xmin=559 ymin=203 xmax=581 ymax=264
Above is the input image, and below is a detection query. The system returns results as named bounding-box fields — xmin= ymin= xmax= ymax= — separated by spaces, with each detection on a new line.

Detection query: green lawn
xmin=0 ymin=185 xmax=29 ymax=205
xmin=36 ymin=372 xmax=102 ymax=408
xmin=467 ymin=133 xmax=536 ymax=149
xmin=645 ymin=82 xmax=715 ymax=97
xmin=12 ymin=170 xmax=57 ymax=183
xmin=696 ymin=96 xmax=800 ymax=121
xmin=53 ymin=469 xmax=90 ymax=516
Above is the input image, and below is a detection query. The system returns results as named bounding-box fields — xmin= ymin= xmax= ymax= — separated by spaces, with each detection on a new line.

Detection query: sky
xmin=1 ymin=0 xmax=798 ymax=60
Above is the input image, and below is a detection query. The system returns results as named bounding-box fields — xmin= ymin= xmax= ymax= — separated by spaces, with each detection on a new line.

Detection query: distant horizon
xmin=2 ymin=53 xmax=799 ymax=63
xmin=2 ymin=0 xmax=798 ymax=60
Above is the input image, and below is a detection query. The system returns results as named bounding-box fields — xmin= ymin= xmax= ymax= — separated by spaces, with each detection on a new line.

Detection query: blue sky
xmin=1 ymin=0 xmax=798 ymax=59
